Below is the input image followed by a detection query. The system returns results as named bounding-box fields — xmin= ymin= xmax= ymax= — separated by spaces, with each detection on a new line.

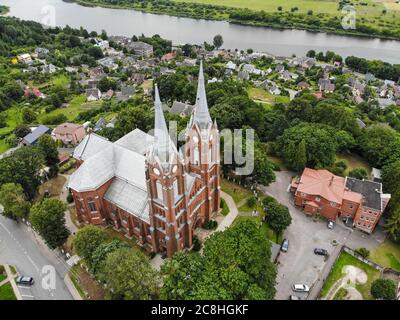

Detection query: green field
xmin=370 ymin=240 xmax=400 ymax=271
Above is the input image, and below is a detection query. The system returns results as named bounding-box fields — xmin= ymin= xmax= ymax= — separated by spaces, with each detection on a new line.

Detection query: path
xmin=216 ymin=191 xmax=239 ymax=232
xmin=59 ymin=174 xmax=79 ymax=234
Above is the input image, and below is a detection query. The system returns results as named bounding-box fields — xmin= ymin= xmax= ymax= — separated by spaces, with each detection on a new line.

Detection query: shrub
xmin=355 ymin=247 xmax=370 ymax=259
xmin=192 ymin=235 xmax=202 ymax=251
xmin=371 ymin=279 xmax=396 ymax=300
xmin=66 ymin=193 xmax=74 ymax=203
xmin=246 ymin=197 xmax=257 ymax=208
xmin=349 ymin=168 xmax=368 ymax=180
xmin=203 ymin=220 xmax=218 ymax=230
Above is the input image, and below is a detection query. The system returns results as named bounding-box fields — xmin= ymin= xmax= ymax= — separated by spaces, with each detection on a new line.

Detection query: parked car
xmin=292 ymin=284 xmax=310 ymax=292
xmin=327 ymin=220 xmax=334 ymax=229
xmin=289 ymin=295 xmax=301 ymax=300
xmin=281 ymin=239 xmax=289 ymax=252
xmin=314 ymin=248 xmax=328 ymax=256
xmin=16 ymin=276 xmax=34 ymax=286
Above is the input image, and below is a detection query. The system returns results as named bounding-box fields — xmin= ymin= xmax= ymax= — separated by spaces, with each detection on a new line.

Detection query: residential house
xmin=161 ymin=51 xmax=177 ymax=62
xmin=318 ymin=78 xmax=335 ymax=93
xmin=97 ymin=57 xmax=118 ymax=70
xmin=291 ymin=168 xmax=391 ymax=233
xmin=89 ymin=67 xmax=106 ymax=80
xmin=42 ymin=64 xmax=57 ymax=74
xmin=126 ymin=41 xmax=153 ymax=57
xmin=297 ymin=81 xmax=310 ymax=90
xmin=86 ymin=88 xmax=102 ymax=101
xmin=226 ymin=61 xmax=237 ymax=71
xmin=35 ymin=47 xmax=49 ymax=59
xmin=169 ymin=101 xmax=194 ymax=117
xmin=131 ymin=73 xmax=145 ymax=85
xmin=17 ymin=54 xmax=32 ymax=64
xmin=21 ymin=125 xmax=52 ymax=146
xmin=237 ymin=70 xmax=250 ymax=81
xmin=102 ymin=89 xmax=114 ymax=100
xmin=53 ymin=123 xmax=86 ymax=146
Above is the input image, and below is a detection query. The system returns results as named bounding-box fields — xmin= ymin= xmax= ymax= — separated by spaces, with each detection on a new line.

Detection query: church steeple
xmin=153 ymin=84 xmax=172 ymax=162
xmin=193 ymin=60 xmax=212 ymax=126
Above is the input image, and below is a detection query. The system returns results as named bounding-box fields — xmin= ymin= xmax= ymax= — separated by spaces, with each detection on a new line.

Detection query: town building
xmin=68 ymin=62 xmax=221 ymax=257
xmin=290 ymin=168 xmax=391 ymax=233
xmin=126 ymin=41 xmax=153 ymax=58
xmin=21 ymin=125 xmax=52 ymax=146
xmin=53 ymin=123 xmax=86 ymax=146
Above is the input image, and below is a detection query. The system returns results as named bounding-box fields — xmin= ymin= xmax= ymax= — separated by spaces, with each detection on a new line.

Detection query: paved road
xmin=0 ymin=215 xmax=73 ymax=300
xmin=259 ymin=171 xmax=385 ymax=300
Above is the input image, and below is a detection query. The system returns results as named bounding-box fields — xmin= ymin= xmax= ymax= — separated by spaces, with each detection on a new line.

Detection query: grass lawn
xmin=220 ymin=198 xmax=229 ymax=216
xmin=38 ymin=95 xmax=102 ymax=123
xmin=0 ymin=282 xmax=17 ymax=300
xmin=333 ymin=287 xmax=348 ymax=300
xmin=221 ymin=178 xmax=252 ymax=204
xmin=0 ymin=273 xmax=6 ymax=283
xmin=51 ymin=74 xmax=70 ymax=87
xmin=335 ymin=152 xmax=372 ymax=176
xmin=247 ymin=87 xmax=290 ymax=105
xmin=370 ymin=240 xmax=400 ymax=271
xmin=320 ymin=251 xmax=381 ymax=300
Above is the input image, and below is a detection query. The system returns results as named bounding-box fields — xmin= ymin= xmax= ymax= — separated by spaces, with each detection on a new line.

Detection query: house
xmin=169 ymin=101 xmax=194 ymax=117
xmin=121 ymin=86 xmax=135 ymax=98
xmin=89 ymin=67 xmax=106 ymax=80
xmin=275 ymin=64 xmax=285 ymax=73
xmin=17 ymin=54 xmax=32 ymax=64
xmin=86 ymin=88 xmax=102 ymax=101
xmin=291 ymin=168 xmax=391 ymax=233
xmin=108 ymin=35 xmax=130 ymax=46
xmin=377 ymin=98 xmax=394 ymax=109
xmin=126 ymin=41 xmax=153 ymax=57
xmin=161 ymin=51 xmax=177 ymax=62
xmin=297 ymin=81 xmax=310 ymax=90
xmin=131 ymin=73 xmax=145 ymax=85
xmin=280 ymin=70 xmax=292 ymax=81
xmin=354 ymin=95 xmax=365 ymax=105
xmin=94 ymin=40 xmax=109 ymax=50
xmin=67 ymin=64 xmax=220 ymax=257
xmin=226 ymin=61 xmax=237 ymax=71
xmin=102 ymin=89 xmax=114 ymax=100
xmin=35 ymin=47 xmax=49 ymax=59
xmin=237 ymin=70 xmax=250 ymax=81
xmin=94 ymin=118 xmax=107 ymax=132
xmin=24 ymin=88 xmax=46 ymax=99
xmin=42 ymin=64 xmax=57 ymax=74
xmin=318 ymin=79 xmax=335 ymax=92
xmin=97 ymin=57 xmax=118 ymax=70
xmin=268 ymin=85 xmax=281 ymax=96
xmin=371 ymin=168 xmax=382 ymax=183
xmin=21 ymin=125 xmax=52 ymax=146
xmin=53 ymin=123 xmax=86 ymax=146
xmin=365 ymin=73 xmax=376 ymax=83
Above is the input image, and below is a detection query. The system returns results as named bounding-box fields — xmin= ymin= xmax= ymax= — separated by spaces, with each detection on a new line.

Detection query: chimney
xmin=329 ymin=175 xmax=334 ymax=186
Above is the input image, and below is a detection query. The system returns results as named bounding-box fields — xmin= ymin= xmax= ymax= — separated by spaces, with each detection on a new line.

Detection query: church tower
xmin=146 ymin=85 xmax=192 ymax=257
xmin=185 ymin=61 xmax=221 ymax=223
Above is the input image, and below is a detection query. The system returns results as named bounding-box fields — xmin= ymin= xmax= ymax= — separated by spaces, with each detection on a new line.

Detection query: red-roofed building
xmin=161 ymin=51 xmax=177 ymax=62
xmin=291 ymin=168 xmax=391 ymax=233
xmin=53 ymin=122 xmax=86 ymax=146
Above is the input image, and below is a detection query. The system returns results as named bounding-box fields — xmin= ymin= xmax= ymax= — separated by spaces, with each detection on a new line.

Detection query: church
xmin=68 ymin=62 xmax=221 ymax=257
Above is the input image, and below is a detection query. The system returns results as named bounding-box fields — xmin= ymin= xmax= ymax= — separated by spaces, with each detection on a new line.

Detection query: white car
xmin=292 ymin=284 xmax=310 ymax=292
xmin=327 ymin=220 xmax=334 ymax=229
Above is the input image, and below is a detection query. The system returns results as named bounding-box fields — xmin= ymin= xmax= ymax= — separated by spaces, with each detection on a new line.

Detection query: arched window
xmin=193 ymin=147 xmax=199 ymax=165
xmin=87 ymin=197 xmax=97 ymax=212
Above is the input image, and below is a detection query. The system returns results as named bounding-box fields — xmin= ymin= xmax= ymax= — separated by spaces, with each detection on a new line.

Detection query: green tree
xmin=4 ymin=134 xmax=18 ymax=147
xmin=384 ymin=208 xmax=400 ymax=243
xmin=37 ymin=134 xmax=59 ymax=166
xmin=213 ymin=34 xmax=223 ymax=49
xmin=21 ymin=107 xmax=36 ymax=124
xmin=348 ymin=168 xmax=368 ymax=180
xmin=294 ymin=139 xmax=307 ymax=172
xmin=29 ymin=199 xmax=69 ymax=249
xmin=382 ymin=159 xmax=400 ymax=195
xmin=14 ymin=124 xmax=31 ymax=138
xmin=263 ymin=198 xmax=292 ymax=240
xmin=91 ymin=240 xmax=128 ymax=282
xmin=73 ymin=225 xmax=108 ymax=267
xmin=0 ymin=183 xmax=30 ymax=220
xmin=253 ymin=147 xmax=276 ymax=185
xmin=371 ymin=279 xmax=397 ymax=300
xmin=104 ymin=247 xmax=160 ymax=300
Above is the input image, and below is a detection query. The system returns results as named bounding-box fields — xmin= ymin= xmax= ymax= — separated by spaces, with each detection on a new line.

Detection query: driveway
xmin=259 ymin=171 xmax=385 ymax=300
xmin=0 ymin=215 xmax=73 ymax=300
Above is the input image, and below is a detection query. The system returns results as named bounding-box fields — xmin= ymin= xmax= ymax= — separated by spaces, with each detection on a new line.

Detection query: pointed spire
xmin=154 ymin=84 xmax=170 ymax=159
xmin=193 ymin=60 xmax=212 ymax=125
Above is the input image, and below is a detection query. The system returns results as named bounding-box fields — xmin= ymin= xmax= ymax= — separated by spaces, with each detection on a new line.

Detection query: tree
xmin=14 ymin=124 xmax=31 ymax=138
xmin=384 ymin=208 xmax=400 ymax=243
xmin=213 ymin=34 xmax=223 ymax=49
xmin=73 ymin=225 xmax=108 ymax=267
xmin=4 ymin=134 xmax=18 ymax=147
xmin=371 ymin=279 xmax=396 ymax=300
xmin=21 ymin=107 xmax=36 ymax=124
xmin=293 ymin=139 xmax=307 ymax=172
xmin=253 ymin=147 xmax=276 ymax=185
xmin=0 ymin=146 xmax=44 ymax=199
xmin=37 ymin=134 xmax=59 ymax=166
xmin=0 ymin=183 xmax=30 ymax=220
xmin=104 ymin=247 xmax=160 ymax=300
xmin=382 ymin=159 xmax=400 ymax=195
xmin=348 ymin=168 xmax=368 ymax=180
xmin=91 ymin=240 xmax=128 ymax=282
xmin=263 ymin=198 xmax=292 ymax=240
xmin=355 ymin=247 xmax=370 ymax=259
xmin=29 ymin=199 xmax=69 ymax=249
xmin=161 ymin=220 xmax=277 ymax=300
xmin=306 ymin=50 xmax=316 ymax=58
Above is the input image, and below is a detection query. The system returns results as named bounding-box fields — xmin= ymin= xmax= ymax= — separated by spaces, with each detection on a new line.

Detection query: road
xmin=0 ymin=215 xmax=73 ymax=300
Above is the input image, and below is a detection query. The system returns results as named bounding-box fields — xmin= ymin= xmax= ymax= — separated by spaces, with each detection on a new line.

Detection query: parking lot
xmin=260 ymin=171 xmax=385 ymax=300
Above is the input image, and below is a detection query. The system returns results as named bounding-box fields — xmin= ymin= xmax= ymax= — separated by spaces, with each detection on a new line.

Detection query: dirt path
xmin=325 ymin=265 xmax=367 ymax=300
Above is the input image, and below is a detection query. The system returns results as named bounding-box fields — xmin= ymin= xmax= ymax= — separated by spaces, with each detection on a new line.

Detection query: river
xmin=3 ymin=0 xmax=400 ymax=63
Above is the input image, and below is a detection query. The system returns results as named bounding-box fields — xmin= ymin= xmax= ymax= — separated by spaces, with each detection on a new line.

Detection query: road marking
xmin=21 ymin=294 xmax=34 ymax=298
xmin=27 ymin=255 xmax=40 ymax=272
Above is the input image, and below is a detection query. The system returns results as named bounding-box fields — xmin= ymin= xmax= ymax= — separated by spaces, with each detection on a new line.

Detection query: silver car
xmin=292 ymin=284 xmax=310 ymax=292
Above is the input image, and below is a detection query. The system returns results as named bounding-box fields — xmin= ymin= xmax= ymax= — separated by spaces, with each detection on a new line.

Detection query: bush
xmin=66 ymin=193 xmax=74 ymax=203
xmin=355 ymin=247 xmax=370 ymax=259
xmin=371 ymin=279 xmax=397 ymax=300
xmin=246 ymin=197 xmax=257 ymax=208
xmin=192 ymin=235 xmax=202 ymax=251
xmin=203 ymin=220 xmax=218 ymax=230
xmin=349 ymin=168 xmax=368 ymax=180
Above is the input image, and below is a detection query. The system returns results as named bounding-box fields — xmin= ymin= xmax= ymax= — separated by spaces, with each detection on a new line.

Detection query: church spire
xmin=193 ymin=60 xmax=212 ymax=125
xmin=153 ymin=84 xmax=170 ymax=160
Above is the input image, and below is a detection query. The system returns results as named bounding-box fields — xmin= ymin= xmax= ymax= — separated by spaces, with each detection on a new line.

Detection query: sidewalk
xmin=216 ymin=191 xmax=239 ymax=232
xmin=59 ymin=174 xmax=79 ymax=234
xmin=2 ymin=264 xmax=22 ymax=300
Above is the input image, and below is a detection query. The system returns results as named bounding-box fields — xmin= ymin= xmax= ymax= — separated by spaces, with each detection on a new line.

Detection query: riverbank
xmin=75 ymin=0 xmax=400 ymax=41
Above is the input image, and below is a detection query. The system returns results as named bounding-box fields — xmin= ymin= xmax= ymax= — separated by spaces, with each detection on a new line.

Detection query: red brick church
xmin=68 ymin=62 xmax=221 ymax=257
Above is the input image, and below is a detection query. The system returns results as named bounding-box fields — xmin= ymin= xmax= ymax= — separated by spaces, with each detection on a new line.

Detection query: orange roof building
xmin=291 ymin=168 xmax=391 ymax=234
